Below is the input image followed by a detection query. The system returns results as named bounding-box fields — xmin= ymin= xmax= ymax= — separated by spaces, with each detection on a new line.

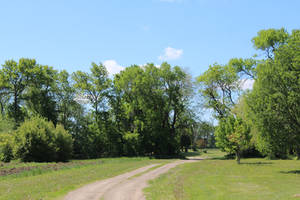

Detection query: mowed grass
xmin=0 ymin=157 xmax=168 ymax=200
xmin=145 ymin=149 xmax=300 ymax=200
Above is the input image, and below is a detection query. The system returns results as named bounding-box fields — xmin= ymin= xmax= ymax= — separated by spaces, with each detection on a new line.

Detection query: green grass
xmin=145 ymin=149 xmax=300 ymax=200
xmin=0 ymin=157 xmax=164 ymax=200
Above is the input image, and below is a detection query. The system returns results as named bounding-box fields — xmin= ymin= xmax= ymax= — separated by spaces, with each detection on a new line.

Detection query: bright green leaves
xmin=252 ymin=28 xmax=289 ymax=59
xmin=229 ymin=57 xmax=258 ymax=79
xmin=215 ymin=115 xmax=250 ymax=163
xmin=197 ymin=63 xmax=239 ymax=118
xmin=113 ymin=63 xmax=191 ymax=155
xmin=0 ymin=58 xmax=37 ymax=124
xmin=72 ymin=63 xmax=111 ymax=121
xmin=247 ymin=29 xmax=300 ymax=158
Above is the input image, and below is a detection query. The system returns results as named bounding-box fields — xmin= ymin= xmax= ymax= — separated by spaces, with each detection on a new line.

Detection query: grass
xmin=0 ymin=157 xmax=165 ymax=200
xmin=145 ymin=149 xmax=300 ymax=200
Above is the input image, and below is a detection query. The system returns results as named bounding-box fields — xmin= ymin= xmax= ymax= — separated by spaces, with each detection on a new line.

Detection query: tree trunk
xmin=296 ymin=147 xmax=300 ymax=160
xmin=236 ymin=150 xmax=241 ymax=164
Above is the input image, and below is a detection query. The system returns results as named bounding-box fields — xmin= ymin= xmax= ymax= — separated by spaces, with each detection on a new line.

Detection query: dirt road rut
xmin=64 ymin=159 xmax=197 ymax=200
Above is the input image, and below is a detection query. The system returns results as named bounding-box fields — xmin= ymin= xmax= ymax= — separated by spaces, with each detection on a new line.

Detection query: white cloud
xmin=158 ymin=47 xmax=183 ymax=61
xmin=240 ymin=79 xmax=254 ymax=90
xmin=103 ymin=60 xmax=124 ymax=75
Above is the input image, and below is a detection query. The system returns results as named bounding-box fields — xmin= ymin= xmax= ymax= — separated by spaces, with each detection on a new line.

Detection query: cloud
xmin=158 ymin=47 xmax=183 ymax=61
xmin=240 ymin=79 xmax=254 ymax=90
xmin=103 ymin=60 xmax=124 ymax=75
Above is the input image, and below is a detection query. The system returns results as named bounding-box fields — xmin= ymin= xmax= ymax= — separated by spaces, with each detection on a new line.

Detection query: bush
xmin=55 ymin=125 xmax=73 ymax=161
xmin=0 ymin=133 xmax=14 ymax=162
xmin=14 ymin=117 xmax=73 ymax=162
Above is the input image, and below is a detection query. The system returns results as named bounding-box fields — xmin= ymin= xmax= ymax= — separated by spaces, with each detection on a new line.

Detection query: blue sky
xmin=0 ymin=0 xmax=299 ymax=76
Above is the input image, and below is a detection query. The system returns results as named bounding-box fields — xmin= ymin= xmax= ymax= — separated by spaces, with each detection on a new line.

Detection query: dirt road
xmin=64 ymin=159 xmax=198 ymax=200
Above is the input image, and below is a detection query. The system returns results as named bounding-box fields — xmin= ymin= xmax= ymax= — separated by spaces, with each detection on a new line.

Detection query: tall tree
xmin=197 ymin=63 xmax=239 ymax=118
xmin=247 ymin=29 xmax=300 ymax=158
xmin=0 ymin=58 xmax=37 ymax=124
xmin=252 ymin=28 xmax=289 ymax=59
xmin=72 ymin=63 xmax=111 ymax=122
xmin=25 ymin=65 xmax=58 ymax=124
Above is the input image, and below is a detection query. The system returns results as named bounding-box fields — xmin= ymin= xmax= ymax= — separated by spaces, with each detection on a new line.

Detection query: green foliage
xmin=0 ymin=117 xmax=14 ymax=134
xmin=197 ymin=63 xmax=239 ymax=118
xmin=229 ymin=57 xmax=258 ymax=79
xmin=14 ymin=117 xmax=73 ymax=162
xmin=247 ymin=29 xmax=300 ymax=158
xmin=113 ymin=62 xmax=192 ymax=156
xmin=252 ymin=28 xmax=289 ymax=59
xmin=0 ymin=58 xmax=37 ymax=124
xmin=72 ymin=63 xmax=111 ymax=121
xmin=0 ymin=133 xmax=14 ymax=162
xmin=54 ymin=125 xmax=73 ymax=162
xmin=215 ymin=115 xmax=250 ymax=163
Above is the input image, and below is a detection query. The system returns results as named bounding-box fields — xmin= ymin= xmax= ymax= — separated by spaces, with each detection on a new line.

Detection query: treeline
xmin=198 ymin=28 xmax=300 ymax=163
xmin=0 ymin=61 xmax=203 ymax=162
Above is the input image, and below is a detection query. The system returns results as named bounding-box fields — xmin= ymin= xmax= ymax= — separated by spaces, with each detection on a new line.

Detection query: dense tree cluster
xmin=0 ymin=60 xmax=202 ymax=162
xmin=198 ymin=28 xmax=300 ymax=163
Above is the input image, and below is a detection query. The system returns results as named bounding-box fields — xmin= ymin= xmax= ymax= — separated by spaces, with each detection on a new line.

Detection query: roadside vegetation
xmin=145 ymin=149 xmax=300 ymax=200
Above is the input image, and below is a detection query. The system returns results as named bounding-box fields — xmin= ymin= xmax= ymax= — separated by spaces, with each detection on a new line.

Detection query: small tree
xmin=215 ymin=115 xmax=250 ymax=164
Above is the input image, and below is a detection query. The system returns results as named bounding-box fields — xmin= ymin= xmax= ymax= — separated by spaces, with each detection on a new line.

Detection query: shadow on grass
xmin=280 ymin=170 xmax=300 ymax=174
xmin=240 ymin=161 xmax=273 ymax=165
xmin=209 ymin=157 xmax=229 ymax=160
xmin=180 ymin=151 xmax=201 ymax=157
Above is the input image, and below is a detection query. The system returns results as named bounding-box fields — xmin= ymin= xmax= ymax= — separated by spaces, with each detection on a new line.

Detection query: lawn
xmin=0 ymin=157 xmax=168 ymax=200
xmin=145 ymin=149 xmax=300 ymax=200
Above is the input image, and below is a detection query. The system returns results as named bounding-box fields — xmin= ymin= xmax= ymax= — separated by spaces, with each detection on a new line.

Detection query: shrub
xmin=0 ymin=133 xmax=14 ymax=162
xmin=14 ymin=117 xmax=73 ymax=162
xmin=55 ymin=125 xmax=73 ymax=162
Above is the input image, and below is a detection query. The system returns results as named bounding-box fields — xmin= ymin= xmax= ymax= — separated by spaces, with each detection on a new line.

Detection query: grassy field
xmin=0 ymin=157 xmax=170 ymax=200
xmin=145 ymin=149 xmax=300 ymax=200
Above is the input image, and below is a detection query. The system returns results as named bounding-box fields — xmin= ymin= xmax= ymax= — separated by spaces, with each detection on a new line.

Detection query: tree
xmin=196 ymin=121 xmax=215 ymax=148
xmin=197 ymin=63 xmax=240 ymax=118
xmin=0 ymin=58 xmax=37 ymax=124
xmin=252 ymin=28 xmax=289 ymax=59
xmin=215 ymin=115 xmax=250 ymax=164
xmin=56 ymin=70 xmax=82 ymax=130
xmin=113 ymin=63 xmax=192 ymax=156
xmin=247 ymin=29 xmax=300 ymax=158
xmin=72 ymin=63 xmax=111 ymax=122
xmin=229 ymin=57 xmax=258 ymax=79
xmin=25 ymin=65 xmax=58 ymax=124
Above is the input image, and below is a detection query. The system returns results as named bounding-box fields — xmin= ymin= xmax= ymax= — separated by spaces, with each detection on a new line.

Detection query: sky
xmin=0 ymin=0 xmax=299 ymax=77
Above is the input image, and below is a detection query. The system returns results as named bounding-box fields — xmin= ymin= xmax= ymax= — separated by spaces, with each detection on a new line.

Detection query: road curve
xmin=64 ymin=159 xmax=198 ymax=200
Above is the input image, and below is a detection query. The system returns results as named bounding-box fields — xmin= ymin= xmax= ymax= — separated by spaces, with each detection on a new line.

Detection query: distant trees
xmin=0 ymin=59 xmax=199 ymax=161
xmin=113 ymin=63 xmax=193 ymax=156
